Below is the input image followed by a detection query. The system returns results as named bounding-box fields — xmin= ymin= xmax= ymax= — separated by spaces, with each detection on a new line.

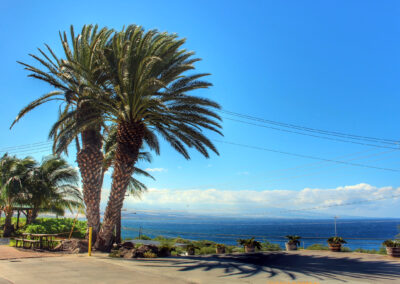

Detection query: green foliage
xmin=327 ymin=236 xmax=347 ymax=244
xmin=237 ymin=237 xmax=262 ymax=250
xmin=24 ymin=218 xmax=86 ymax=238
xmin=143 ymin=251 xmax=157 ymax=258
xmin=306 ymin=244 xmax=330 ymax=250
xmin=285 ymin=235 xmax=301 ymax=246
xmin=216 ymin=244 xmax=226 ymax=249
xmin=353 ymin=247 xmax=387 ymax=255
xmin=172 ymin=237 xmax=191 ymax=244
xmin=135 ymin=235 xmax=152 ymax=240
xmin=382 ymin=239 xmax=400 ymax=248
xmin=341 ymin=246 xmax=351 ymax=252
xmin=262 ymin=240 xmax=282 ymax=251
xmin=196 ymin=246 xmax=217 ymax=255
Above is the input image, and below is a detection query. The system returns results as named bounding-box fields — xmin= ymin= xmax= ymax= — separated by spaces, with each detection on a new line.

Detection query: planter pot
xmin=245 ymin=245 xmax=255 ymax=253
xmin=386 ymin=247 xmax=400 ymax=257
xmin=216 ymin=247 xmax=225 ymax=254
xmin=285 ymin=242 xmax=298 ymax=251
xmin=329 ymin=243 xmax=342 ymax=252
xmin=187 ymin=248 xmax=195 ymax=255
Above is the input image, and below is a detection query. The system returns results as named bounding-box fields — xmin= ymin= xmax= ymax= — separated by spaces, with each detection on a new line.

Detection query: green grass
xmin=306 ymin=244 xmax=330 ymax=250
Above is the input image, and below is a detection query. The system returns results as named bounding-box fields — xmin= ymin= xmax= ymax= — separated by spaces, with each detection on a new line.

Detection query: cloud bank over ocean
xmin=100 ymin=183 xmax=400 ymax=218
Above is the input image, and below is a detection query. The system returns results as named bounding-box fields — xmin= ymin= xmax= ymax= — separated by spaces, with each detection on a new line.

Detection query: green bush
xmin=24 ymin=218 xmax=86 ymax=239
xmin=262 ymin=240 xmax=282 ymax=251
xmin=196 ymin=246 xmax=217 ymax=255
xmin=306 ymin=244 xmax=329 ymax=250
xmin=353 ymin=247 xmax=387 ymax=255
xmin=341 ymin=247 xmax=351 ymax=252
xmin=135 ymin=235 xmax=152 ymax=240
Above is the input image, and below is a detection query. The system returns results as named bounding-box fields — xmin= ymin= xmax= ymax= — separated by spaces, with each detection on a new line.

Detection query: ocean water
xmin=120 ymin=212 xmax=400 ymax=250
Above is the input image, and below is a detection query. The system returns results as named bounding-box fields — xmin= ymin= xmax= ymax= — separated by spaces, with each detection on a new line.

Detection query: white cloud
xmin=145 ymin=168 xmax=167 ymax=172
xmin=117 ymin=183 xmax=400 ymax=218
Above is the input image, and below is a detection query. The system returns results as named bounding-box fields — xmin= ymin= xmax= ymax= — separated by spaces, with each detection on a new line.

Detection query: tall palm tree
xmin=11 ymin=25 xmax=113 ymax=240
xmin=0 ymin=154 xmax=36 ymax=236
xmin=24 ymin=156 xmax=82 ymax=224
xmin=103 ymin=125 xmax=154 ymax=243
xmin=89 ymin=25 xmax=222 ymax=250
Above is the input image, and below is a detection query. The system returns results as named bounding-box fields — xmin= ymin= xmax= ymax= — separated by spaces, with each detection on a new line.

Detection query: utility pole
xmin=334 ymin=216 xmax=338 ymax=236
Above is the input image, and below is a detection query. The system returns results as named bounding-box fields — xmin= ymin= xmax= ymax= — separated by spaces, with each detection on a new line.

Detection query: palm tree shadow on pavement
xmin=130 ymin=252 xmax=400 ymax=282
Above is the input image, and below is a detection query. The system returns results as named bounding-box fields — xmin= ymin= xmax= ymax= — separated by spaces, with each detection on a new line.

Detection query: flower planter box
xmin=244 ymin=245 xmax=255 ymax=253
xmin=216 ymin=247 xmax=225 ymax=254
xmin=285 ymin=242 xmax=298 ymax=251
xmin=329 ymin=244 xmax=342 ymax=252
xmin=386 ymin=247 xmax=400 ymax=257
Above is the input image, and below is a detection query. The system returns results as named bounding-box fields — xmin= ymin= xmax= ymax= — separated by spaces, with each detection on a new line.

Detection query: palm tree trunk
xmin=77 ymin=127 xmax=104 ymax=243
xmin=3 ymin=206 xmax=14 ymax=237
xmin=94 ymin=122 xmax=144 ymax=251
xmin=115 ymin=209 xmax=121 ymax=244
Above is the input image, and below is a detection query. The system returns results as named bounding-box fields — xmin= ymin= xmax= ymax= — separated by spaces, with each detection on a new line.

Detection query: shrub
xmin=24 ymin=218 xmax=86 ymax=238
xmin=196 ymin=246 xmax=217 ymax=255
xmin=143 ymin=251 xmax=157 ymax=258
xmin=135 ymin=235 xmax=151 ymax=240
xmin=341 ymin=247 xmax=351 ymax=252
xmin=353 ymin=247 xmax=386 ymax=255
xmin=262 ymin=240 xmax=282 ymax=251
xmin=306 ymin=244 xmax=329 ymax=250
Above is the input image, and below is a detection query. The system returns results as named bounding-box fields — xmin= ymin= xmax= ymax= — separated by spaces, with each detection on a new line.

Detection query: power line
xmin=0 ymin=141 xmax=52 ymax=152
xmin=214 ymin=139 xmax=400 ymax=173
xmin=223 ymin=116 xmax=399 ymax=150
xmin=220 ymin=109 xmax=399 ymax=145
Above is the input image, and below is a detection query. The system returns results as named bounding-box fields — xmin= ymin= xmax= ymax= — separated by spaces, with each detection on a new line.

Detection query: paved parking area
xmin=1 ymin=247 xmax=400 ymax=283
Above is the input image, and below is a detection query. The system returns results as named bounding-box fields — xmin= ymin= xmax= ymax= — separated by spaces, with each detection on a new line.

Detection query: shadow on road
xmin=133 ymin=252 xmax=400 ymax=282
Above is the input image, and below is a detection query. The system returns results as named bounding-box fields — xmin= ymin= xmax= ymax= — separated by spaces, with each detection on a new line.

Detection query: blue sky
xmin=1 ymin=0 xmax=400 ymax=217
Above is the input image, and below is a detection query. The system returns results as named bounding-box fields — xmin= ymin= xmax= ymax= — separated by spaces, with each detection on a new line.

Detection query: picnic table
xmin=15 ymin=233 xmax=59 ymax=250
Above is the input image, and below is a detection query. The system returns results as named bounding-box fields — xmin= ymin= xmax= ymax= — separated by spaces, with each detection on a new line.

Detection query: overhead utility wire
xmin=213 ymin=139 xmax=400 ymax=173
xmin=0 ymin=141 xmax=52 ymax=152
xmin=220 ymin=109 xmax=399 ymax=145
xmin=223 ymin=117 xmax=399 ymax=150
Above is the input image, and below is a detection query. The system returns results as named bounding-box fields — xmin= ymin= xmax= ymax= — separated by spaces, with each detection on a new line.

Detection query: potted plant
xmin=382 ymin=240 xmax=400 ymax=257
xmin=186 ymin=244 xmax=199 ymax=256
xmin=216 ymin=244 xmax=226 ymax=254
xmin=285 ymin=235 xmax=301 ymax=251
xmin=327 ymin=237 xmax=347 ymax=252
xmin=237 ymin=238 xmax=262 ymax=253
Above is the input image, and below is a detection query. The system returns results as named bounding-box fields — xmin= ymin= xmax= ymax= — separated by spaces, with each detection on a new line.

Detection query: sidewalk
xmin=1 ymin=248 xmax=400 ymax=283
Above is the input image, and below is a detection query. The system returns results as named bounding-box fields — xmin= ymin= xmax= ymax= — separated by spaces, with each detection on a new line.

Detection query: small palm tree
xmin=23 ymin=156 xmax=82 ymax=224
xmin=0 ymin=154 xmax=36 ymax=236
xmin=89 ymin=25 xmax=222 ymax=250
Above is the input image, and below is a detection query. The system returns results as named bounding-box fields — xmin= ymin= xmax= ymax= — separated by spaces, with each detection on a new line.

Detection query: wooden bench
xmin=21 ymin=239 xmax=40 ymax=249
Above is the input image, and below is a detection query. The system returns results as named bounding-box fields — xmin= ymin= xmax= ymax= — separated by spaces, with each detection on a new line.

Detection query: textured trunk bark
xmin=94 ymin=122 xmax=144 ymax=251
xmin=115 ymin=209 xmax=121 ymax=244
xmin=76 ymin=124 xmax=104 ymax=243
xmin=3 ymin=207 xmax=14 ymax=237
